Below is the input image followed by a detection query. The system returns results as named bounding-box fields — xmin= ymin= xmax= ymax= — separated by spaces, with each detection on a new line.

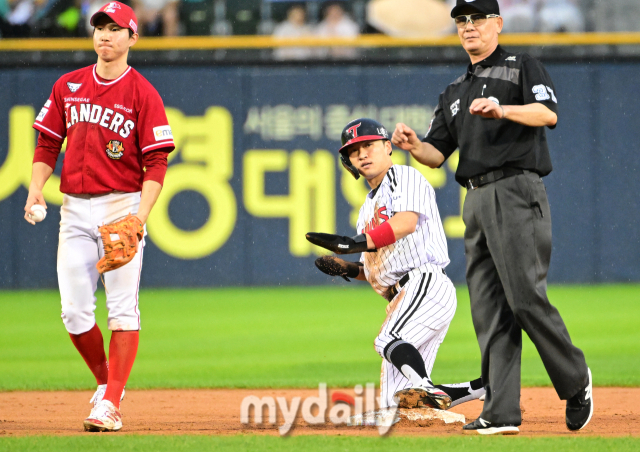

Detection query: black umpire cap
xmin=338 ymin=118 xmax=390 ymax=180
xmin=451 ymin=0 xmax=500 ymax=18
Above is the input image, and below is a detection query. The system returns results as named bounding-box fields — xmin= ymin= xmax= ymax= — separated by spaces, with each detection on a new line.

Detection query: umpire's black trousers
xmin=463 ymin=171 xmax=588 ymax=425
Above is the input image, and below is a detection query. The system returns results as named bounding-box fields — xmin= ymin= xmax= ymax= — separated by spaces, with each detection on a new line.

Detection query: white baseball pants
xmin=58 ymin=192 xmax=145 ymax=335
xmin=375 ymin=267 xmax=457 ymax=408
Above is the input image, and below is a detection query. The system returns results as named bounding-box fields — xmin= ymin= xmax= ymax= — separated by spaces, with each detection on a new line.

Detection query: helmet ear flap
xmin=339 ymin=152 xmax=360 ymax=180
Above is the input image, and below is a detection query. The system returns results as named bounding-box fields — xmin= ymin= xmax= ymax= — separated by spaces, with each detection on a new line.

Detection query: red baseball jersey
xmin=33 ymin=64 xmax=175 ymax=194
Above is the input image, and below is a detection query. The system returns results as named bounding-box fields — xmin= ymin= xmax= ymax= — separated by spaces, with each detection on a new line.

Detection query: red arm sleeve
xmin=33 ymin=131 xmax=63 ymax=170
xmin=142 ymin=150 xmax=169 ymax=185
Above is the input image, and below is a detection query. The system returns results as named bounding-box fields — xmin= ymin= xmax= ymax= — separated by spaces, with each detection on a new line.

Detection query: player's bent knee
xmin=375 ymin=336 xmax=415 ymax=361
xmin=374 ymin=334 xmax=393 ymax=359
xmin=61 ymin=303 xmax=96 ymax=335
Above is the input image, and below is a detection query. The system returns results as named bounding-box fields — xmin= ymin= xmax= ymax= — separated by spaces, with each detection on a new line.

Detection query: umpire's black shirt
xmin=423 ymin=45 xmax=558 ymax=187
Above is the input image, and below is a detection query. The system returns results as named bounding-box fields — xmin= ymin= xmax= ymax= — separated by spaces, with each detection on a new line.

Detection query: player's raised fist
xmin=392 ymin=123 xmax=420 ymax=152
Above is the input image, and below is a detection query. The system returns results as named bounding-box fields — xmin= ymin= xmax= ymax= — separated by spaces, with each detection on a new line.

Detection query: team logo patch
xmin=104 ymin=2 xmax=120 ymax=12
xmin=377 ymin=127 xmax=388 ymax=138
xmin=506 ymin=56 xmax=517 ymax=61
xmin=36 ymin=107 xmax=48 ymax=122
xmin=153 ymin=125 xmax=173 ymax=141
xmin=36 ymin=100 xmax=51 ymax=122
xmin=346 ymin=122 xmax=361 ymax=140
xmin=67 ymin=82 xmax=82 ymax=93
xmin=106 ymin=140 xmax=125 ymax=160
xmin=450 ymin=99 xmax=460 ymax=117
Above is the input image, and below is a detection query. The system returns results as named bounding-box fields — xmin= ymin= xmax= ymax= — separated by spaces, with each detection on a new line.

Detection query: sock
xmin=69 ymin=323 xmax=108 ymax=385
xmin=103 ymin=331 xmax=139 ymax=409
xmin=435 ymin=377 xmax=486 ymax=408
xmin=384 ymin=340 xmax=430 ymax=386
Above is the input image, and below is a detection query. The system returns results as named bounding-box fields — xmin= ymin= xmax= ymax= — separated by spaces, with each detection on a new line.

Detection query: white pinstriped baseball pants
xmin=58 ymin=192 xmax=145 ymax=335
xmin=375 ymin=268 xmax=457 ymax=408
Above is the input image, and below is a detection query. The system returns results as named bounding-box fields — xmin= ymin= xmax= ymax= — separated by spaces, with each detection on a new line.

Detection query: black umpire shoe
xmin=566 ymin=368 xmax=593 ymax=431
xmin=463 ymin=418 xmax=520 ymax=435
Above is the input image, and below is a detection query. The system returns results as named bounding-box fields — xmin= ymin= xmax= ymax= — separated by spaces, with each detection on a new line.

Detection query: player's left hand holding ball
xmin=306 ymin=232 xmax=373 ymax=254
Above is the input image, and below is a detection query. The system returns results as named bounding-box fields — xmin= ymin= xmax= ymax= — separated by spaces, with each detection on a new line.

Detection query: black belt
xmin=465 ymin=168 xmax=525 ymax=190
xmin=387 ymin=269 xmax=446 ymax=301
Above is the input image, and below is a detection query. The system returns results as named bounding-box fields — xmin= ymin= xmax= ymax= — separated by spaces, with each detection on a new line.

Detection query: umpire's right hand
xmin=392 ymin=123 xmax=420 ymax=152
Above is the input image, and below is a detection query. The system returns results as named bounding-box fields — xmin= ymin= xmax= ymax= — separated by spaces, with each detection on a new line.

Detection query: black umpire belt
xmin=465 ymin=168 xmax=526 ymax=190
xmin=387 ymin=268 xmax=446 ymax=302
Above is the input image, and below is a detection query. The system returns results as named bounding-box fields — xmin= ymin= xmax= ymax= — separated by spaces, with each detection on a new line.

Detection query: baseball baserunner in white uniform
xmin=307 ymin=118 xmax=485 ymax=409
xmin=23 ymin=2 xmax=174 ymax=432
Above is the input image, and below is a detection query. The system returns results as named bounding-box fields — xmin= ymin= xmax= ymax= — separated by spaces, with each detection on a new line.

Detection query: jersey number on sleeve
xmin=532 ymin=85 xmax=557 ymax=103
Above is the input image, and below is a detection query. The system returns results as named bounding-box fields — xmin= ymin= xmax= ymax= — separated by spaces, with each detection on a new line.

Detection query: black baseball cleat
xmin=566 ymin=368 xmax=593 ymax=431
xmin=463 ymin=418 xmax=520 ymax=435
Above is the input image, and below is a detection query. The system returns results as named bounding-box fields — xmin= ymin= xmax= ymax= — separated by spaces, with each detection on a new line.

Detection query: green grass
xmin=0 ymin=285 xmax=639 ymax=391
xmin=0 ymin=435 xmax=639 ymax=452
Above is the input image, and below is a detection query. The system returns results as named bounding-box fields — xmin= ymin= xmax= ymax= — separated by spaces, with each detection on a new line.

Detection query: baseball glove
xmin=305 ymin=232 xmax=373 ymax=255
xmin=96 ymin=214 xmax=144 ymax=274
xmin=315 ymin=256 xmax=363 ymax=282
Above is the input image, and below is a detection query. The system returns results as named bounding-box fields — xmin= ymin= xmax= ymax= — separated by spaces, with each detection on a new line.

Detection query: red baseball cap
xmin=90 ymin=2 xmax=138 ymax=34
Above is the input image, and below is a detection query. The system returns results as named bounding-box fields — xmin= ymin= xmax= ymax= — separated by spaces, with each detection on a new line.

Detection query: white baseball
xmin=29 ymin=204 xmax=47 ymax=222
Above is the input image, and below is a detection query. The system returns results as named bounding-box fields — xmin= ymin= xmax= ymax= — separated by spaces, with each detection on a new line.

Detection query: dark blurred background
xmin=2 ymin=0 xmax=636 ymax=39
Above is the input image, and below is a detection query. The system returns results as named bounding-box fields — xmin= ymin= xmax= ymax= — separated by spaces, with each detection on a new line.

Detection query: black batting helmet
xmin=338 ymin=118 xmax=390 ymax=180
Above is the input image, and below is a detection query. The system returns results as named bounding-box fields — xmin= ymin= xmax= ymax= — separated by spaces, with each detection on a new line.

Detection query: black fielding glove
xmin=305 ymin=232 xmax=372 ymax=255
xmin=314 ymin=256 xmax=363 ymax=282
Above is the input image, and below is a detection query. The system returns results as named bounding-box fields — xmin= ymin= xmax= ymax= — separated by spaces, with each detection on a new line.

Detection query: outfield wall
xmin=0 ymin=63 xmax=638 ymax=288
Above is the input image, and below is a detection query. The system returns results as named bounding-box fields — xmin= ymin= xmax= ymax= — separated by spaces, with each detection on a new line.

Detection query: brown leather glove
xmin=96 ymin=214 xmax=144 ymax=274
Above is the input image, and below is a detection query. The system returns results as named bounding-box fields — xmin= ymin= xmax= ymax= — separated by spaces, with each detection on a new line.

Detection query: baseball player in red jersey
xmin=23 ymin=1 xmax=174 ymax=432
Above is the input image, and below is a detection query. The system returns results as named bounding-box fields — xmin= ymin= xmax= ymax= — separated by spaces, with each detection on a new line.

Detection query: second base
xmin=347 ymin=407 xmax=465 ymax=427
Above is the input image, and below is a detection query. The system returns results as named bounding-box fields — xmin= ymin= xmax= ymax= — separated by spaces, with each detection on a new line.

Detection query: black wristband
xmin=345 ymin=262 xmax=363 ymax=278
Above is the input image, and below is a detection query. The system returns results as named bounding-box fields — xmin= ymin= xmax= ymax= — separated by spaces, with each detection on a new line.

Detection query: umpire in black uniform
xmin=392 ymin=0 xmax=592 ymax=435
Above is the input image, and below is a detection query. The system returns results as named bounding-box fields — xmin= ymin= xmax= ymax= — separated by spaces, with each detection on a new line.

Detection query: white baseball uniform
xmin=355 ymin=164 xmax=457 ymax=408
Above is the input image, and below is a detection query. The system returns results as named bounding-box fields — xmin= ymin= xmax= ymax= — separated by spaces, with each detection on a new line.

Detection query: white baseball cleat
xmin=83 ymin=400 xmax=122 ymax=432
xmin=90 ymin=384 xmax=125 ymax=408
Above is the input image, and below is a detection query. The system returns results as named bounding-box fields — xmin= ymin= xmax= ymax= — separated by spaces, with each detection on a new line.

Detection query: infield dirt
xmin=0 ymin=388 xmax=638 ymax=437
